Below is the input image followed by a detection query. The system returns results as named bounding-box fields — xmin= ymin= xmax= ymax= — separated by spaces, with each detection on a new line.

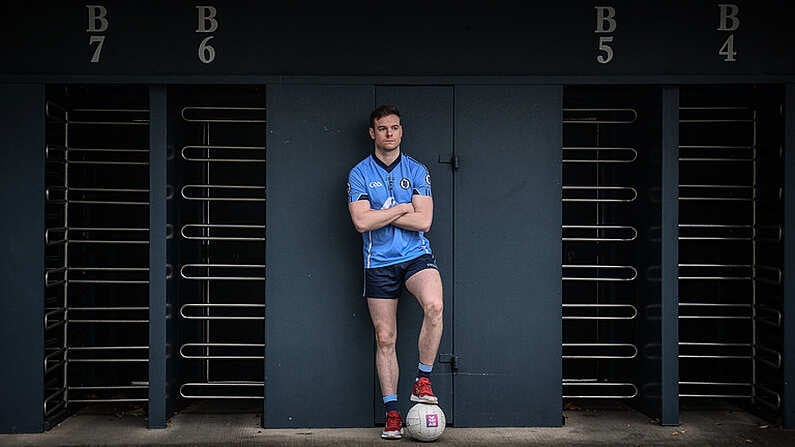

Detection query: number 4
xmin=718 ymin=34 xmax=737 ymax=62
xmin=89 ymin=35 xmax=105 ymax=63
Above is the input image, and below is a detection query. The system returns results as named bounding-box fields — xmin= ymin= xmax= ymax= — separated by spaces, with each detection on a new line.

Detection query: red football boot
xmin=411 ymin=377 xmax=439 ymax=404
xmin=381 ymin=410 xmax=403 ymax=439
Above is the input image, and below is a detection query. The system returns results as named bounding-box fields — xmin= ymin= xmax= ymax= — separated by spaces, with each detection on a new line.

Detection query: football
xmin=405 ymin=403 xmax=446 ymax=442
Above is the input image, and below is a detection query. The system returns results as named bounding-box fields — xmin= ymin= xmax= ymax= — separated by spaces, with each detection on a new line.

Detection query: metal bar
xmin=69 ymin=346 xmax=148 ymax=350
xmin=678 ymin=263 xmax=753 ymax=280
xmin=43 ymin=388 xmax=66 ymax=414
xmin=755 ymin=345 xmax=782 ymax=369
xmin=755 ymin=384 xmax=782 ymax=409
xmin=678 ymin=381 xmax=752 ymax=399
xmin=562 ymin=186 xmax=638 ymax=203
xmin=562 ymin=225 xmax=637 ymax=242
xmin=562 ymin=304 xmax=637 ymax=320
xmin=678 ymin=302 xmax=752 ymax=320
xmin=680 ymin=145 xmax=753 ymax=149
xmin=180 ymin=343 xmax=265 ymax=360
xmin=45 ymin=227 xmax=68 ymax=245
xmin=68 ymin=399 xmax=148 ymax=403
xmin=756 ymin=225 xmax=783 ymax=243
xmin=180 ymin=303 xmax=265 ymax=320
xmin=562 ymin=381 xmax=639 ymax=399
xmin=561 ymin=146 xmax=637 ymax=163
xmin=562 ymin=107 xmax=637 ymax=124
xmin=680 ymin=119 xmax=754 ymax=123
xmin=562 ymin=264 xmax=638 ymax=282
xmin=68 ymin=108 xmax=149 ymax=125
xmin=69 ymin=148 xmax=149 ymax=153
xmin=181 ymin=145 xmax=266 ymax=163
xmin=180 ymin=106 xmax=266 ymax=123
xmin=679 ymin=224 xmax=752 ymax=241
xmin=678 ymin=342 xmax=752 ymax=359
xmin=70 ymin=386 xmax=148 ymax=390
xmin=756 ymin=265 xmax=783 ymax=285
xmin=180 ymin=184 xmax=266 ymax=202
xmin=45 ymin=100 xmax=67 ymax=121
xmin=180 ymin=263 xmax=266 ymax=281
xmin=68 ymin=359 xmax=148 ymax=363
xmin=179 ymin=381 xmax=264 ymax=400
xmin=181 ymin=224 xmax=266 ymax=241
xmin=562 ymin=343 xmax=638 ymax=359
xmin=679 ymin=184 xmax=754 ymax=201
xmin=756 ymin=305 xmax=783 ymax=328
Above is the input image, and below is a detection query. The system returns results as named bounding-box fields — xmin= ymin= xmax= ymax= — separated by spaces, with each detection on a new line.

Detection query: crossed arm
xmin=348 ymin=195 xmax=434 ymax=233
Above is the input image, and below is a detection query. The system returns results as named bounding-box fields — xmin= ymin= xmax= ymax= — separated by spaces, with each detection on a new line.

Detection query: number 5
xmin=597 ymin=36 xmax=614 ymax=64
xmin=89 ymin=35 xmax=105 ymax=63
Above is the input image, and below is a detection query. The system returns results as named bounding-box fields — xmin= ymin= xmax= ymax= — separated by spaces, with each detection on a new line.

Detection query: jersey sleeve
xmin=412 ymin=164 xmax=432 ymax=197
xmin=347 ymin=167 xmax=369 ymax=203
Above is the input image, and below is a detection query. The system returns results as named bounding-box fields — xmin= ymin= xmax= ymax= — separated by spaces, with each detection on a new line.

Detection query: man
xmin=347 ymin=105 xmax=444 ymax=439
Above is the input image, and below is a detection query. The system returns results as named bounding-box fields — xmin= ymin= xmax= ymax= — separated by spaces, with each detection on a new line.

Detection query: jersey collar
xmin=371 ymin=151 xmax=402 ymax=173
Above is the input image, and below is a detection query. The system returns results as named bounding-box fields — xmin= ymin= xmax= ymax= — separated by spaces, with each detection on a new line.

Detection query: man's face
xmin=369 ymin=114 xmax=402 ymax=152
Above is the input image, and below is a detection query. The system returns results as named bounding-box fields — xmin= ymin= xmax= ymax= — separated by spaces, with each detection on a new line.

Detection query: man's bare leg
xmin=405 ymin=268 xmax=444 ymax=368
xmin=367 ymin=298 xmax=400 ymax=397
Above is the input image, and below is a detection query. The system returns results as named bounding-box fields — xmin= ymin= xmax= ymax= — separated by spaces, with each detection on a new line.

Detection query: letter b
xmin=594 ymin=6 xmax=616 ymax=33
xmin=85 ymin=5 xmax=109 ymax=33
xmin=196 ymin=6 xmax=219 ymax=33
xmin=717 ymin=4 xmax=740 ymax=31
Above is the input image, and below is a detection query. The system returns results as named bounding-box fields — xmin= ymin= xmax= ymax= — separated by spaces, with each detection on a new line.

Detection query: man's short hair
xmin=369 ymin=104 xmax=400 ymax=129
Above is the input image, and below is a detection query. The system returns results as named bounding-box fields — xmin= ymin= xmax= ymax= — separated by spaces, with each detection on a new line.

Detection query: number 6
xmin=597 ymin=36 xmax=614 ymax=64
xmin=198 ymin=36 xmax=215 ymax=64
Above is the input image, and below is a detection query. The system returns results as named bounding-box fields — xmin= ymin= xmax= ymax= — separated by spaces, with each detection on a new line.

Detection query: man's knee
xmin=375 ymin=329 xmax=397 ymax=350
xmin=423 ymin=299 xmax=443 ymax=322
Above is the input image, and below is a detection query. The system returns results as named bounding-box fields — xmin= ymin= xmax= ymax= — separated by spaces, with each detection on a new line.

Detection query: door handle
xmin=437 ymin=153 xmax=459 ymax=170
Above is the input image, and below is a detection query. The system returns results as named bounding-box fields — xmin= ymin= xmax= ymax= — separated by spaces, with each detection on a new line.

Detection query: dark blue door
xmin=373 ymin=85 xmax=563 ymax=427
xmin=454 ymin=86 xmax=563 ymax=427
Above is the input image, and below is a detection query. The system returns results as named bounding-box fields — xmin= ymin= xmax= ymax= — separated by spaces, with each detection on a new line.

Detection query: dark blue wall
xmin=2 ymin=2 xmax=793 ymax=79
xmin=148 ymin=86 xmax=168 ymax=428
xmin=264 ymin=84 xmax=564 ymax=428
xmin=660 ymin=87 xmax=680 ymax=425
xmin=264 ymin=84 xmax=374 ymax=428
xmin=453 ymin=86 xmax=563 ymax=427
xmin=0 ymin=84 xmax=45 ymax=433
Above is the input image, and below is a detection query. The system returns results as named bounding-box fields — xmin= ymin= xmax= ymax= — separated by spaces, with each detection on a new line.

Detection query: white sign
xmin=594 ymin=6 xmax=616 ymax=64
xmin=86 ymin=4 xmax=108 ymax=63
xmin=717 ymin=3 xmax=739 ymax=62
xmin=196 ymin=5 xmax=218 ymax=64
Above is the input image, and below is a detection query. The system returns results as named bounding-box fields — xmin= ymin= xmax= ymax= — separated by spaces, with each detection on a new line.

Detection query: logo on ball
xmin=406 ymin=403 xmax=446 ymax=442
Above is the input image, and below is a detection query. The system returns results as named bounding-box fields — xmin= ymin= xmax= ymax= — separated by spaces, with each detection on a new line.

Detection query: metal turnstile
xmin=562 ymin=93 xmax=642 ymax=402
xmin=678 ymin=86 xmax=784 ymax=418
xmin=174 ymin=87 xmax=266 ymax=401
xmin=44 ymin=86 xmax=150 ymax=427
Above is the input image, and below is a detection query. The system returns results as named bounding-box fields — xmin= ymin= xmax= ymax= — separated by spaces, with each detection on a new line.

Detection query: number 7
xmin=89 ymin=35 xmax=105 ymax=63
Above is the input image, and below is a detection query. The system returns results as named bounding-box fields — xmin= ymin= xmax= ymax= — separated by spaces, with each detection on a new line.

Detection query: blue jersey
xmin=348 ymin=152 xmax=433 ymax=268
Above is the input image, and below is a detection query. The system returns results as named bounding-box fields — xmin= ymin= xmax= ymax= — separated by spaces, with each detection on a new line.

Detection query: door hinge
xmin=437 ymin=153 xmax=459 ymax=170
xmin=438 ymin=353 xmax=459 ymax=372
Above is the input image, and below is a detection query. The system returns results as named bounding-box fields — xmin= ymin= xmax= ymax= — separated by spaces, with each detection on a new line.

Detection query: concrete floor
xmin=2 ymin=400 xmax=795 ymax=446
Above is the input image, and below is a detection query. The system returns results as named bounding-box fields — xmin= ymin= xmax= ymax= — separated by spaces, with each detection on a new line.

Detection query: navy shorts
xmin=364 ymin=254 xmax=438 ymax=299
